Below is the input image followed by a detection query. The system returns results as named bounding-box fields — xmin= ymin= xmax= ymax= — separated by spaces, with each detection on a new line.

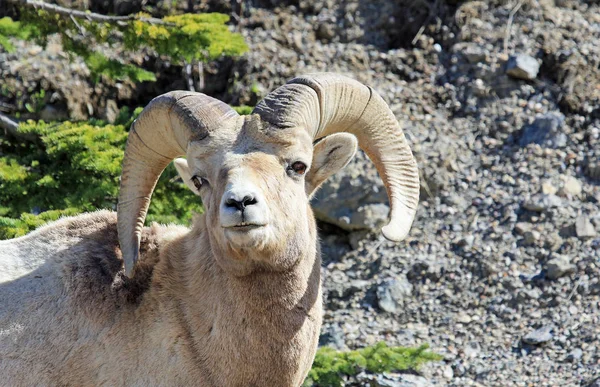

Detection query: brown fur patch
xmin=58 ymin=212 xmax=164 ymax=310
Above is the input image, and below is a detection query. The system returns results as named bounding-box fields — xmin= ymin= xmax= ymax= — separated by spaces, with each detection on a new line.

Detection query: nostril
xmin=242 ymin=195 xmax=257 ymax=207
xmin=225 ymin=198 xmax=243 ymax=211
xmin=225 ymin=195 xmax=257 ymax=211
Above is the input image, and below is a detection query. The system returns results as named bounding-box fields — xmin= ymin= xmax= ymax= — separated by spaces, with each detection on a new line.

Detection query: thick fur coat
xmin=0 ymin=211 xmax=322 ymax=386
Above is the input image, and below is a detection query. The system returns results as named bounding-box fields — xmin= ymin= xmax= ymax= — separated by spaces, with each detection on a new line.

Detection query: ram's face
xmin=174 ymin=115 xmax=357 ymax=270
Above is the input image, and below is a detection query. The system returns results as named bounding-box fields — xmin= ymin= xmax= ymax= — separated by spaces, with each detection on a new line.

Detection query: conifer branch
xmin=8 ymin=0 xmax=174 ymax=26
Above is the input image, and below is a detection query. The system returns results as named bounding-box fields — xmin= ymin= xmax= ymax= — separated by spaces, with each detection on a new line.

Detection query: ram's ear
xmin=306 ymin=133 xmax=358 ymax=199
xmin=174 ymin=158 xmax=200 ymax=195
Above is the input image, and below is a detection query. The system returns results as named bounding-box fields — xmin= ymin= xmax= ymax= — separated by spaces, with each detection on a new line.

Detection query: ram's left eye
xmin=290 ymin=161 xmax=307 ymax=175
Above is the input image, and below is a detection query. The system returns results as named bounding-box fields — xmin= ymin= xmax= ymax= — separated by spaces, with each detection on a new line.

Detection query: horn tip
xmin=382 ymin=224 xmax=408 ymax=242
xmin=381 ymin=215 xmax=416 ymax=242
xmin=122 ymin=245 xmax=139 ymax=278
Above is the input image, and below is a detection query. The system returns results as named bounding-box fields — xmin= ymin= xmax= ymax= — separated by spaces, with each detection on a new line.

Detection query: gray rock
xmin=546 ymin=255 xmax=576 ymax=280
xmin=102 ymin=99 xmax=119 ymax=124
xmin=592 ymin=213 xmax=600 ymax=229
xmin=566 ymin=348 xmax=583 ymax=362
xmin=372 ymin=373 xmax=433 ymax=387
xmin=585 ymin=160 xmax=600 ymax=181
xmin=348 ymin=230 xmax=371 ymax=250
xmin=453 ymin=42 xmax=487 ymax=64
xmin=39 ymin=104 xmax=68 ymax=122
xmin=522 ymin=325 xmax=554 ymax=345
xmin=514 ymin=222 xmax=532 ymax=235
xmin=587 ymin=378 xmax=600 ymax=387
xmin=463 ymin=341 xmax=480 ymax=358
xmin=350 ymin=203 xmax=390 ymax=231
xmin=559 ymin=176 xmax=582 ymax=197
xmin=316 ymin=23 xmax=336 ymax=41
xmin=377 ymin=276 xmax=413 ymax=313
xmin=506 ymin=54 xmax=540 ymax=80
xmin=312 ymin=151 xmax=387 ymax=231
xmin=522 ymin=230 xmax=540 ymax=246
xmin=575 ymin=216 xmax=597 ymax=239
xmin=523 ymin=194 xmax=562 ymax=212
xmin=519 ymin=112 xmax=567 ymax=148
xmin=318 ymin=324 xmax=346 ymax=350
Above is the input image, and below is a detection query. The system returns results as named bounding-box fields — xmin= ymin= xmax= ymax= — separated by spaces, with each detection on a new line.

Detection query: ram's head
xmin=118 ymin=74 xmax=419 ymax=276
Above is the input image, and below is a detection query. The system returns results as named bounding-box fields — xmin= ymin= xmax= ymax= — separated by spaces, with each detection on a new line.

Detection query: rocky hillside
xmin=2 ymin=0 xmax=599 ymax=386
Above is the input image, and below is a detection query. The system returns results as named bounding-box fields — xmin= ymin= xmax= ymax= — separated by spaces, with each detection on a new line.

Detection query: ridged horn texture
xmin=118 ymin=91 xmax=238 ymax=276
xmin=253 ymin=73 xmax=419 ymax=242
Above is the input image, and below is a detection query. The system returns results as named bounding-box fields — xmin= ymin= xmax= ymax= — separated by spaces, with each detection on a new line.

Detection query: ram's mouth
xmin=223 ymin=223 xmax=266 ymax=232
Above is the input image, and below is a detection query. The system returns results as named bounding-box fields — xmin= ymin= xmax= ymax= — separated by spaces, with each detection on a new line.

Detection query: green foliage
xmin=304 ymin=343 xmax=442 ymax=387
xmin=124 ymin=13 xmax=247 ymax=62
xmin=0 ymin=208 xmax=81 ymax=239
xmin=81 ymin=52 xmax=157 ymax=83
xmin=3 ymin=8 xmax=247 ymax=83
xmin=232 ymin=105 xmax=253 ymax=115
xmin=0 ymin=113 xmax=202 ymax=239
xmin=0 ymin=17 xmax=33 ymax=52
xmin=24 ymin=89 xmax=46 ymax=113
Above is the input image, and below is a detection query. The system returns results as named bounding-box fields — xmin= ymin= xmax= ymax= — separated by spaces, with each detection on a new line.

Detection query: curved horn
xmin=118 ymin=92 xmax=238 ymax=276
xmin=253 ymin=73 xmax=419 ymax=242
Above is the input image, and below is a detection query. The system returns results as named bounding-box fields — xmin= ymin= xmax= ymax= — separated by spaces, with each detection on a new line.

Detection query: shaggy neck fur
xmin=145 ymin=212 xmax=322 ymax=386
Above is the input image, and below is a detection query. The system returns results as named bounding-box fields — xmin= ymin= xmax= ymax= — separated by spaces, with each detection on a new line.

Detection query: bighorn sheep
xmin=0 ymin=73 xmax=419 ymax=386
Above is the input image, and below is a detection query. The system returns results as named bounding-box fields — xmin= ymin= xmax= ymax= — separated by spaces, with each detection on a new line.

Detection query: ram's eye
xmin=290 ymin=161 xmax=307 ymax=175
xmin=191 ymin=176 xmax=207 ymax=190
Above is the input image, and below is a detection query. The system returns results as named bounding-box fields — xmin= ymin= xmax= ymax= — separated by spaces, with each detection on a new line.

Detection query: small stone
xmin=546 ymin=255 xmax=575 ymax=280
xmin=291 ymin=32 xmax=303 ymax=51
xmin=457 ymin=313 xmax=472 ymax=324
xmin=575 ymin=216 xmax=596 ymax=239
xmin=456 ymin=234 xmax=475 ymax=247
xmin=523 ymin=194 xmax=562 ymax=212
xmin=463 ymin=341 xmax=480 ymax=358
xmin=502 ymin=174 xmax=516 ymax=185
xmin=103 ymin=99 xmax=119 ymax=124
xmin=541 ymin=180 xmax=557 ymax=195
xmin=566 ymin=348 xmax=583 ymax=362
xmin=522 ymin=325 xmax=554 ymax=345
xmin=585 ymin=160 xmax=600 ymax=181
xmin=523 ymin=230 xmax=540 ymax=246
xmin=442 ymin=365 xmax=454 ymax=379
xmin=452 ymin=42 xmax=487 ymax=63
xmin=514 ymin=222 xmax=532 ymax=235
xmin=319 ymin=324 xmax=346 ymax=350
xmin=374 ymin=373 xmax=433 ymax=387
xmin=559 ymin=176 xmax=582 ymax=197
xmin=506 ymin=54 xmax=540 ymax=80
xmin=316 ymin=23 xmax=335 ymax=41
xmin=39 ymin=104 xmax=69 ymax=122
xmin=377 ymin=275 xmax=413 ymax=313
xmin=519 ymin=112 xmax=566 ymax=148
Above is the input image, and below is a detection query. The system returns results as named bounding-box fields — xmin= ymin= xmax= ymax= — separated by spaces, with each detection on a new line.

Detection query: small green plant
xmin=232 ymin=105 xmax=253 ymax=115
xmin=304 ymin=342 xmax=442 ymax=387
xmin=25 ymin=89 xmax=46 ymax=114
xmin=0 ymin=16 xmax=34 ymax=52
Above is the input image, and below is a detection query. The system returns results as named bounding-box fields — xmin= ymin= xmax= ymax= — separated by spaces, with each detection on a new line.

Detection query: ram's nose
xmin=225 ymin=194 xmax=258 ymax=212
xmin=220 ymin=184 xmax=268 ymax=229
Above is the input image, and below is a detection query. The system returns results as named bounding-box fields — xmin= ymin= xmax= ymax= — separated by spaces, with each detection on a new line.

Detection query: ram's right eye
xmin=191 ymin=176 xmax=207 ymax=190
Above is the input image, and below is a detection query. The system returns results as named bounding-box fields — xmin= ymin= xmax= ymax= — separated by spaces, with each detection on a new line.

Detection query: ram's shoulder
xmin=0 ymin=211 xmax=189 ymax=295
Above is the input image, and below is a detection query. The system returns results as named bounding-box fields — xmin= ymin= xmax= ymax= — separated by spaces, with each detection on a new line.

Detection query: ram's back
xmin=0 ymin=210 xmax=189 ymax=385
